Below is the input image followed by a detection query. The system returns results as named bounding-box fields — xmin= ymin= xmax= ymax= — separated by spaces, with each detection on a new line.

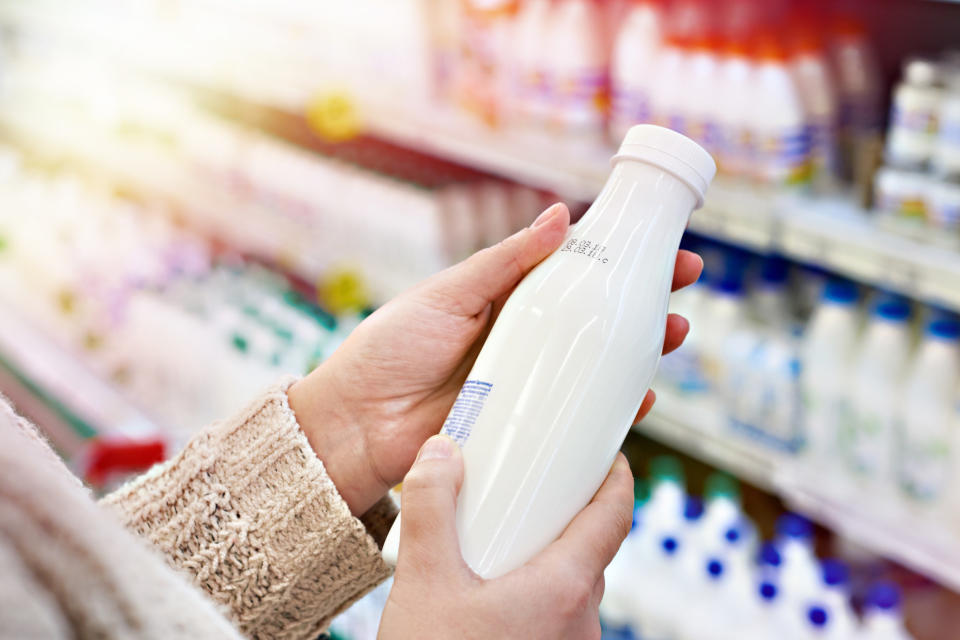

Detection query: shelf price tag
xmin=306 ymin=92 xmax=361 ymax=142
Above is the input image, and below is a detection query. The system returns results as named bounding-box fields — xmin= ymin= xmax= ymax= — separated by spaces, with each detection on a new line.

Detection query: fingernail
xmin=531 ymin=203 xmax=562 ymax=228
xmin=415 ymin=435 xmax=457 ymax=463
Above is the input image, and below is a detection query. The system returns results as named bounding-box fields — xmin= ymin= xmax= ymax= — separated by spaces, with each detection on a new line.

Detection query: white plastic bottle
xmin=739 ymin=580 xmax=796 ymax=639
xmin=684 ymin=34 xmax=722 ymax=154
xmin=751 ymin=32 xmax=810 ymax=188
xmin=776 ymin=513 xmax=822 ymax=609
xmin=819 ymin=559 xmax=860 ymax=638
xmin=382 ymin=126 xmax=716 ymax=577
xmin=790 ymin=28 xmax=839 ymax=189
xmin=512 ymin=0 xmax=554 ymax=125
xmin=651 ymin=33 xmax=690 ymax=134
xmin=716 ymin=37 xmax=757 ymax=179
xmin=609 ymin=0 xmax=663 ymax=141
xmin=898 ymin=314 xmax=960 ymax=505
xmin=549 ymin=0 xmax=610 ymax=139
xmin=886 ymin=58 xmax=943 ymax=170
xmin=677 ymin=556 xmax=743 ymax=640
xmin=932 ymin=77 xmax=960 ymax=176
xmin=800 ymin=279 xmax=860 ymax=465
xmin=701 ymin=272 xmax=748 ymax=393
xmin=600 ymin=478 xmax=651 ymax=633
xmin=862 ymin=582 xmax=915 ymax=640
xmin=847 ymin=297 xmax=913 ymax=490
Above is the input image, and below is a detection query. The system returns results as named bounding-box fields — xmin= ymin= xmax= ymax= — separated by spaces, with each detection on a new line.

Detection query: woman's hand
xmin=379 ymin=434 xmax=634 ymax=639
xmin=288 ymin=203 xmax=703 ymax=515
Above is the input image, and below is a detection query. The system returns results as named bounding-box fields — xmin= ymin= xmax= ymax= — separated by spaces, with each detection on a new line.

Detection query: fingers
xmin=662 ymin=313 xmax=690 ymax=355
xmin=633 ymin=389 xmax=656 ymax=424
xmin=533 ymin=454 xmax=634 ymax=582
xmin=672 ymin=250 xmax=703 ymax=292
xmin=396 ymin=435 xmax=468 ymax=578
xmin=427 ymin=203 xmax=570 ymax=318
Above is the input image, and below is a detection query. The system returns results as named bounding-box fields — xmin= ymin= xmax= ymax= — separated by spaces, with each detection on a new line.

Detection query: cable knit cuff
xmin=101 ymin=378 xmax=395 ymax=639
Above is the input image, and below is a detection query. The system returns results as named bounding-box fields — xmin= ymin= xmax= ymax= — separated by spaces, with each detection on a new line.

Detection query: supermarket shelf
xmin=637 ymin=388 xmax=960 ymax=593
xmin=363 ymin=107 xmax=960 ymax=310
xmin=0 ymin=296 xmax=161 ymax=456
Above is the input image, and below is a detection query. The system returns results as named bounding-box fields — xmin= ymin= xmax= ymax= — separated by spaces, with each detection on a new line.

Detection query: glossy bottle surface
xmin=383 ymin=127 xmax=713 ymax=577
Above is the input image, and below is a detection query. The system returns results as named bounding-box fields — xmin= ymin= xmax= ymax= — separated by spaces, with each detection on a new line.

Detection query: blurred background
xmin=1 ymin=0 xmax=960 ymax=638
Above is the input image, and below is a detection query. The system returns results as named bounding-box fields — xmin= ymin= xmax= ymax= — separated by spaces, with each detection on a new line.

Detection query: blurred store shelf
xmin=0 ymin=298 xmax=160 ymax=457
xmin=639 ymin=388 xmax=960 ymax=593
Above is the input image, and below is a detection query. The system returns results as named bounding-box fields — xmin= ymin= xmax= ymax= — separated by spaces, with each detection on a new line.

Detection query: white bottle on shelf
xmin=932 ymin=81 xmax=960 ymax=176
xmin=790 ymin=29 xmax=839 ymax=189
xmin=898 ymin=314 xmax=960 ymax=505
xmin=512 ymin=0 xmax=554 ymax=125
xmin=549 ymin=0 xmax=610 ymax=139
xmin=600 ymin=479 xmax=650 ymax=633
xmin=818 ymin=559 xmax=860 ymax=638
xmin=651 ymin=34 xmax=690 ymax=134
xmin=676 ymin=556 xmax=743 ymax=640
xmin=751 ymin=32 xmax=809 ymax=188
xmin=862 ymin=582 xmax=915 ymax=640
xmin=382 ymin=126 xmax=716 ymax=577
xmin=740 ymin=580 xmax=797 ymax=640
xmin=684 ymin=34 xmax=722 ymax=154
xmin=716 ymin=38 xmax=757 ymax=179
xmin=776 ymin=514 xmax=821 ymax=610
xmin=701 ymin=272 xmax=748 ymax=393
xmin=800 ymin=279 xmax=860 ymax=465
xmin=847 ymin=296 xmax=913 ymax=489
xmin=886 ymin=58 xmax=943 ymax=170
xmin=609 ymin=0 xmax=663 ymax=141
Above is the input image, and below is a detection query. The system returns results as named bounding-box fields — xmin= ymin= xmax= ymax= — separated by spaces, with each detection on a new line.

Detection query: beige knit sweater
xmin=0 ymin=378 xmax=396 ymax=639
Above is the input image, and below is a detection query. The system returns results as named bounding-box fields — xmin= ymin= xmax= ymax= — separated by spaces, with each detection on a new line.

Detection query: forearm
xmin=100 ymin=378 xmax=395 ymax=639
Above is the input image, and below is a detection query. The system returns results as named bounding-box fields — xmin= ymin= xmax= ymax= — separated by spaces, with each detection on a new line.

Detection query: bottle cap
xmin=776 ymin=513 xmax=813 ymax=540
xmin=867 ymin=582 xmax=901 ymax=611
xmin=927 ymin=311 xmax=960 ymax=340
xmin=634 ymin=477 xmax=652 ymax=505
xmin=613 ymin=125 xmax=717 ymax=208
xmin=904 ymin=57 xmax=939 ymax=86
xmin=822 ymin=279 xmax=858 ymax=304
xmin=759 ymin=581 xmax=778 ymax=601
xmin=650 ymin=455 xmax=685 ymax=486
xmin=706 ymin=472 xmax=741 ymax=503
xmin=759 ymin=542 xmax=782 ymax=567
xmin=873 ymin=294 xmax=911 ymax=322
xmin=807 ymin=605 xmax=829 ymax=628
xmin=684 ymin=496 xmax=705 ymax=521
xmin=821 ymin=559 xmax=849 ymax=587
xmin=706 ymin=558 xmax=724 ymax=579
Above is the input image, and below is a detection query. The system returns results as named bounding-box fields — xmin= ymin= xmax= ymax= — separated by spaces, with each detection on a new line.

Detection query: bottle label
xmin=758 ymin=128 xmax=811 ymax=186
xmin=557 ymin=68 xmax=609 ymax=127
xmin=442 ymin=379 xmax=494 ymax=446
xmin=847 ymin=410 xmax=893 ymax=477
xmin=559 ymin=236 xmax=610 ymax=264
xmin=891 ymin=104 xmax=938 ymax=135
xmin=611 ymin=85 xmax=652 ymax=126
xmin=900 ymin=437 xmax=950 ymax=502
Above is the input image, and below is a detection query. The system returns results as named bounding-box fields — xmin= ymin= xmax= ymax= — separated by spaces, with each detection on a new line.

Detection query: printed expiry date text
xmin=560 ymin=237 xmax=609 ymax=264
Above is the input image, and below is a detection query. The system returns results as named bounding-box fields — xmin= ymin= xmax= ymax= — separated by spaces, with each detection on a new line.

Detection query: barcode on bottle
xmin=442 ymin=379 xmax=493 ymax=446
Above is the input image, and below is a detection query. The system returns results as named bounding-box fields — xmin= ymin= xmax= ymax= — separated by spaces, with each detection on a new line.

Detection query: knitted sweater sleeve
xmin=100 ymin=378 xmax=396 ymax=639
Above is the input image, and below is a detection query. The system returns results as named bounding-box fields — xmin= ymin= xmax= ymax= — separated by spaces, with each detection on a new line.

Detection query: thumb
xmin=429 ymin=202 xmax=570 ymax=318
xmin=397 ymin=435 xmax=469 ymax=577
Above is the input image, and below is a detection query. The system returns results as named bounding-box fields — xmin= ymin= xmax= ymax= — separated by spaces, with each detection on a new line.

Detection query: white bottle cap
xmin=904 ymin=57 xmax=939 ymax=86
xmin=612 ymin=124 xmax=717 ymax=208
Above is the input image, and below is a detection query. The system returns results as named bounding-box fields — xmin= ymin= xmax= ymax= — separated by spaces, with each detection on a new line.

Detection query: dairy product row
xmin=658 ymin=238 xmax=960 ymax=526
xmin=601 ymin=457 xmax=914 ymax=640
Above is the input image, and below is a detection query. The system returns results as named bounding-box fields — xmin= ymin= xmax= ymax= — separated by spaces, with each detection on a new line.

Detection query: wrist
xmin=287 ymin=365 xmax=388 ymax=516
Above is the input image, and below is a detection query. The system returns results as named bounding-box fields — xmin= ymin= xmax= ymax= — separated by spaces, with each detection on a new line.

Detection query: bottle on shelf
xmin=862 ymin=582 xmax=915 ymax=640
xmin=818 ymin=559 xmax=860 ymax=638
xmin=751 ymin=30 xmax=810 ymax=189
xmin=609 ymin=0 xmax=663 ymax=141
xmin=715 ymin=32 xmax=758 ymax=180
xmin=549 ymin=0 xmax=610 ymax=140
xmin=381 ymin=125 xmax=716 ymax=578
xmin=885 ymin=58 xmax=943 ymax=171
xmin=775 ymin=513 xmax=821 ymax=610
xmin=847 ymin=295 xmax=913 ymax=495
xmin=511 ymin=0 xmax=554 ymax=126
xmin=800 ymin=279 xmax=860 ymax=467
xmin=790 ymin=22 xmax=839 ymax=190
xmin=898 ymin=312 xmax=960 ymax=507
